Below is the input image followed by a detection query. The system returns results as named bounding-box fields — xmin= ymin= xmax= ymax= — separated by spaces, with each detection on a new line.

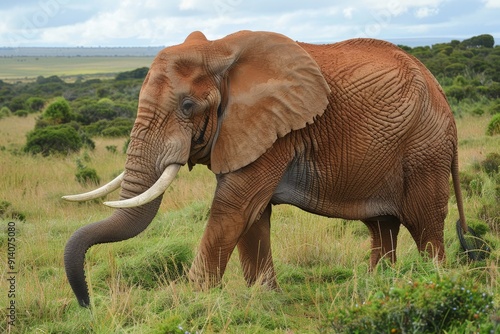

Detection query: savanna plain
xmin=1 ymin=46 xmax=500 ymax=332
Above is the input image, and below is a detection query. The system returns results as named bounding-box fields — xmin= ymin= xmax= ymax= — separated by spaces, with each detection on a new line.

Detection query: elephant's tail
xmin=451 ymin=148 xmax=467 ymax=233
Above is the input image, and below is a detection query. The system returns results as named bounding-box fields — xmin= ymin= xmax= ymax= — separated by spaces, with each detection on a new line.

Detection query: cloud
xmin=415 ymin=6 xmax=439 ymax=18
xmin=482 ymin=0 xmax=500 ymax=8
xmin=343 ymin=7 xmax=355 ymax=19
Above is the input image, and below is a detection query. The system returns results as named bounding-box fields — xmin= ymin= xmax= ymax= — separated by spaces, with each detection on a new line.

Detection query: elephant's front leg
xmin=188 ymin=170 xmax=280 ymax=288
xmin=236 ymin=204 xmax=278 ymax=289
xmin=188 ymin=210 xmax=244 ymax=288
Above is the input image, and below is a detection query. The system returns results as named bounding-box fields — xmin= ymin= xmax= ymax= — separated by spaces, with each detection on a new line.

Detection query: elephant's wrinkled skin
xmin=64 ymin=30 xmax=467 ymax=307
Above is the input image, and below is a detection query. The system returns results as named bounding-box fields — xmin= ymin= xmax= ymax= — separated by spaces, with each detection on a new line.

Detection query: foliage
xmin=461 ymin=34 xmax=495 ymax=48
xmin=41 ymin=97 xmax=74 ymax=124
xmin=26 ymin=97 xmax=45 ymax=113
xmin=14 ymin=109 xmax=28 ymax=117
xmin=115 ymin=67 xmax=149 ymax=80
xmin=75 ymin=158 xmax=100 ymax=186
xmin=481 ymin=152 xmax=500 ymax=175
xmin=0 ymin=200 xmax=26 ymax=221
xmin=0 ymin=106 xmax=12 ymax=119
xmin=24 ymin=124 xmax=83 ymax=156
xmin=328 ymin=275 xmax=495 ymax=333
xmin=487 ymin=114 xmax=500 ymax=136
xmin=83 ymin=117 xmax=134 ymax=137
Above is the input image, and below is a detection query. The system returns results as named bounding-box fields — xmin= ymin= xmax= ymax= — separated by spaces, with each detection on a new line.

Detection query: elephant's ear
xmin=209 ymin=31 xmax=330 ymax=174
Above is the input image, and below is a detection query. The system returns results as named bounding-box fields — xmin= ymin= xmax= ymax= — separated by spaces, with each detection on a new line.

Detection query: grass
xmin=0 ymin=113 xmax=499 ymax=333
xmin=0 ymin=57 xmax=154 ymax=83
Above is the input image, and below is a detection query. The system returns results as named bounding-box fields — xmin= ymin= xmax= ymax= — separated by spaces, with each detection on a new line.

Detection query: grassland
xmin=0 ymin=112 xmax=499 ymax=333
xmin=0 ymin=57 xmax=154 ymax=83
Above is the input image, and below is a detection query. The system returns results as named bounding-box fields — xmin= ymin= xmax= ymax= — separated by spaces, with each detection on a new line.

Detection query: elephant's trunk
xmin=64 ymin=150 xmax=167 ymax=307
xmin=64 ymin=196 xmax=162 ymax=307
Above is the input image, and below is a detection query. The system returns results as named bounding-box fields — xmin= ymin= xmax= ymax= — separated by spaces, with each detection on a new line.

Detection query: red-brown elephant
xmin=63 ymin=30 xmax=468 ymax=307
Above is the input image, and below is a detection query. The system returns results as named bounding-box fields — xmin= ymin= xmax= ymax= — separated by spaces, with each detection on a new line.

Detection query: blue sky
xmin=1 ymin=0 xmax=499 ymax=47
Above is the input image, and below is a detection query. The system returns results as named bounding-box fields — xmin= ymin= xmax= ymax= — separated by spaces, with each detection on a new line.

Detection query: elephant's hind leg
xmin=236 ymin=204 xmax=279 ymax=289
xmin=402 ymin=175 xmax=448 ymax=262
xmin=362 ymin=217 xmax=401 ymax=269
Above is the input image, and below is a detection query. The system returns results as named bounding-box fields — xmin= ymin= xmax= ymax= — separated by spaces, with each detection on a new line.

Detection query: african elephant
xmin=63 ymin=30 xmax=468 ymax=307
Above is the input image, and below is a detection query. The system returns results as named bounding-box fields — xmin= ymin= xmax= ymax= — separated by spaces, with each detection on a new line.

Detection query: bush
xmin=42 ymin=97 xmax=73 ymax=124
xmin=75 ymin=167 xmax=100 ymax=186
xmin=83 ymin=117 xmax=133 ymax=137
xmin=14 ymin=110 xmax=28 ymax=117
xmin=459 ymin=171 xmax=483 ymax=197
xmin=105 ymin=145 xmax=117 ymax=153
xmin=481 ymin=152 xmax=500 ymax=175
xmin=490 ymin=101 xmax=500 ymax=114
xmin=26 ymin=97 xmax=45 ymax=113
xmin=328 ymin=276 xmax=495 ymax=333
xmin=486 ymin=114 xmax=500 ymax=136
xmin=24 ymin=124 xmax=82 ymax=156
xmin=0 ymin=106 xmax=11 ymax=119
xmin=0 ymin=200 xmax=26 ymax=221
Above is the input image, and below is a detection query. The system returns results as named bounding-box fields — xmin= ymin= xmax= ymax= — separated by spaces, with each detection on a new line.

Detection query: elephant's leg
xmin=236 ymin=204 xmax=278 ymax=289
xmin=402 ymin=175 xmax=449 ymax=262
xmin=406 ymin=215 xmax=446 ymax=262
xmin=188 ymin=210 xmax=245 ymax=289
xmin=362 ymin=218 xmax=401 ymax=269
xmin=188 ymin=164 xmax=284 ymax=289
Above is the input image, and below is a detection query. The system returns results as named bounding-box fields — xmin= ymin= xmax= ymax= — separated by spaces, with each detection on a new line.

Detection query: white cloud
xmin=483 ymin=0 xmax=500 ymax=8
xmin=343 ymin=7 xmax=355 ymax=19
xmin=415 ymin=6 xmax=439 ymax=18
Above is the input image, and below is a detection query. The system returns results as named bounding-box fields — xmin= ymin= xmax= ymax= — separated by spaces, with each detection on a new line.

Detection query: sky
xmin=0 ymin=0 xmax=499 ymax=47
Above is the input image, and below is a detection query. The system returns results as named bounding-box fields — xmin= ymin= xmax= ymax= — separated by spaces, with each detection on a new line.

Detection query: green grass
xmin=0 ymin=113 xmax=499 ymax=333
xmin=0 ymin=57 xmax=154 ymax=82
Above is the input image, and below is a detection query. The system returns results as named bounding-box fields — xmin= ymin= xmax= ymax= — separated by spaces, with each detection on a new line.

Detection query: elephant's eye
xmin=181 ymin=98 xmax=195 ymax=116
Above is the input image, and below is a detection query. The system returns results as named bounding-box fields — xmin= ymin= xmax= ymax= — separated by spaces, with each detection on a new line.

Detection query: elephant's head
xmin=63 ymin=30 xmax=330 ymax=307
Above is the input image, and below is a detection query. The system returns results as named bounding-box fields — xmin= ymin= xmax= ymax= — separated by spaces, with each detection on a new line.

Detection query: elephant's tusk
xmin=62 ymin=172 xmax=124 ymax=202
xmin=103 ymin=164 xmax=181 ymax=208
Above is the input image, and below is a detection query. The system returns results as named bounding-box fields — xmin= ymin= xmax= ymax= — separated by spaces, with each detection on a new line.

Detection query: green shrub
xmin=471 ymin=107 xmax=484 ymax=116
xmin=481 ymin=152 xmax=500 ymax=175
xmin=83 ymin=117 xmax=133 ymax=137
xmin=489 ymin=100 xmax=500 ymax=114
xmin=486 ymin=114 xmax=500 ymax=135
xmin=101 ymin=126 xmax=130 ymax=137
xmin=26 ymin=97 xmax=45 ymax=113
xmin=14 ymin=110 xmax=28 ymax=117
xmin=24 ymin=124 xmax=82 ymax=156
xmin=459 ymin=171 xmax=483 ymax=197
xmin=42 ymin=97 xmax=73 ymax=124
xmin=0 ymin=106 xmax=11 ymax=119
xmin=105 ymin=145 xmax=117 ymax=153
xmin=0 ymin=200 xmax=26 ymax=221
xmin=328 ymin=276 xmax=495 ymax=333
xmin=75 ymin=167 xmax=100 ymax=186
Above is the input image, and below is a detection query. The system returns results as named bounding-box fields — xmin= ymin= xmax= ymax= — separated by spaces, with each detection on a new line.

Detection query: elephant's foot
xmin=419 ymin=239 xmax=445 ymax=263
xmin=363 ymin=218 xmax=401 ymax=269
xmin=187 ymin=259 xmax=223 ymax=290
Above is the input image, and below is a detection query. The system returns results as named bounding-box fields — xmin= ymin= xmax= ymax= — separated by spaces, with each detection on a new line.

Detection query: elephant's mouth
xmin=63 ymin=164 xmax=182 ymax=208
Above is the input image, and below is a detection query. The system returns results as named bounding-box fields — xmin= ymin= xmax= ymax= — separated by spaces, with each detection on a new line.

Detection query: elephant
xmin=63 ymin=30 xmax=469 ymax=307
